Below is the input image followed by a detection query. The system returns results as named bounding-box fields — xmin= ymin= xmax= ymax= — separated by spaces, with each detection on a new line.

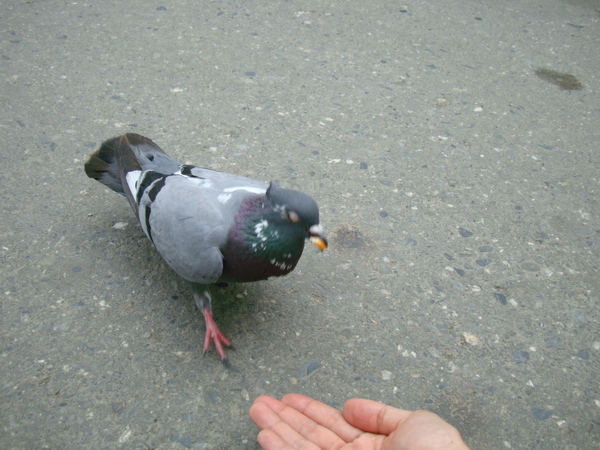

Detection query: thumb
xmin=342 ymin=398 xmax=409 ymax=435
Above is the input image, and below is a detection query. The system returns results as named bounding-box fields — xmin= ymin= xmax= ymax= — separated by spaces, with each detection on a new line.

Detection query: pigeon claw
xmin=201 ymin=308 xmax=232 ymax=363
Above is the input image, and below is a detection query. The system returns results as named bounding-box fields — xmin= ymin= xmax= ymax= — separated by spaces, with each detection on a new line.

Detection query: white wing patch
xmin=217 ymin=193 xmax=232 ymax=204
xmin=218 ymin=186 xmax=266 ymax=204
xmin=181 ymin=175 xmax=213 ymax=188
xmin=125 ymin=170 xmax=142 ymax=197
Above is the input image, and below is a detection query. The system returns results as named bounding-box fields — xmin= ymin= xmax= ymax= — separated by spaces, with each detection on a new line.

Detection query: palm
xmin=249 ymin=394 xmax=468 ymax=450
xmin=344 ymin=433 xmax=388 ymax=449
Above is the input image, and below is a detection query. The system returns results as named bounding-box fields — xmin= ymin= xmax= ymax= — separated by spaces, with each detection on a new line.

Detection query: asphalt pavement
xmin=1 ymin=0 xmax=599 ymax=448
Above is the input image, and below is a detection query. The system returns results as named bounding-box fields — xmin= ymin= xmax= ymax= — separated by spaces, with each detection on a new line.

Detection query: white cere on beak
xmin=309 ymin=224 xmax=324 ymax=236
xmin=309 ymin=224 xmax=327 ymax=251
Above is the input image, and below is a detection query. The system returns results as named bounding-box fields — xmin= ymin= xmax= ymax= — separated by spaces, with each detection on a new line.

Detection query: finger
xmin=249 ymin=396 xmax=292 ymax=430
xmin=256 ymin=429 xmax=298 ymax=450
xmin=343 ymin=398 xmax=411 ymax=435
xmin=281 ymin=393 xmax=363 ymax=443
xmin=249 ymin=399 xmax=320 ymax=449
xmin=250 ymin=397 xmax=345 ymax=448
xmin=251 ymin=395 xmax=290 ymax=420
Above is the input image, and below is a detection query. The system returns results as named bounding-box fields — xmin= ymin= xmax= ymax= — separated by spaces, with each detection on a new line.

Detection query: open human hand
xmin=249 ymin=393 xmax=469 ymax=449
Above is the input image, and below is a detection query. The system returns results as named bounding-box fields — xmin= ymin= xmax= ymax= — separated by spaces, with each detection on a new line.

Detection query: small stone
xmin=295 ymin=361 xmax=320 ymax=378
xmin=474 ymin=106 xmax=483 ymax=112
xmin=512 ymin=350 xmax=529 ymax=364
xmin=575 ymin=349 xmax=589 ymax=360
xmin=112 ymin=222 xmax=128 ymax=230
xmin=531 ymin=407 xmax=551 ymax=420
xmin=476 ymin=259 xmax=492 ymax=267
xmin=493 ymin=293 xmax=507 ymax=305
xmin=435 ymin=97 xmax=450 ymax=107
xmin=382 ymin=370 xmax=392 ymax=380
xmin=458 ymin=227 xmax=473 ymax=237
xmin=178 ymin=434 xmax=192 ymax=448
xmin=118 ymin=429 xmax=132 ymax=443
xmin=478 ymin=245 xmax=493 ymax=252
xmin=462 ymin=332 xmax=480 ymax=345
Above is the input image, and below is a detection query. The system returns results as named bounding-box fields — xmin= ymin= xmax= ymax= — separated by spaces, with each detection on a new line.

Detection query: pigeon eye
xmin=286 ymin=210 xmax=300 ymax=223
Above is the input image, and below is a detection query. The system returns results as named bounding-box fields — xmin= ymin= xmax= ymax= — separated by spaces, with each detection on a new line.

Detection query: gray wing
xmin=134 ymin=166 xmax=268 ymax=284
xmin=148 ymin=176 xmax=226 ymax=283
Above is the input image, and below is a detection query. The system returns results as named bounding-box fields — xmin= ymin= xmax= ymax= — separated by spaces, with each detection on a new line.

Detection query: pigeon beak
xmin=309 ymin=224 xmax=328 ymax=251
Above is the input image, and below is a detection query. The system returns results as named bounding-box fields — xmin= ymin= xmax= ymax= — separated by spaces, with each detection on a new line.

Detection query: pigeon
xmin=84 ymin=133 xmax=327 ymax=363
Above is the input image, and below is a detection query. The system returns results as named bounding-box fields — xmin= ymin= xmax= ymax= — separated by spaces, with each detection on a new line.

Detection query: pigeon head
xmin=221 ymin=182 xmax=327 ymax=282
xmin=263 ymin=183 xmax=328 ymax=252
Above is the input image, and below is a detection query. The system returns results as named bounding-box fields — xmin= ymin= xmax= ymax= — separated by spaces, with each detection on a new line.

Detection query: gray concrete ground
xmin=1 ymin=0 xmax=598 ymax=448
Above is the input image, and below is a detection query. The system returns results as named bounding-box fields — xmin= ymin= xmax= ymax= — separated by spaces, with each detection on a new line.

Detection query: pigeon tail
xmin=84 ymin=133 xmax=179 ymax=192
xmin=84 ymin=135 xmax=132 ymax=194
xmin=84 ymin=133 xmax=181 ymax=215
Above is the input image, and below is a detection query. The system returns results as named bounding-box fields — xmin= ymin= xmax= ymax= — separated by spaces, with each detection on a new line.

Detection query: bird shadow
xmin=84 ymin=211 xmax=275 ymax=356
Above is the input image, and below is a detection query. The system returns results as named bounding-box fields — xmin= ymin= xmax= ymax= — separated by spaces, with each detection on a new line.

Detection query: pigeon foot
xmin=201 ymin=308 xmax=231 ymax=363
